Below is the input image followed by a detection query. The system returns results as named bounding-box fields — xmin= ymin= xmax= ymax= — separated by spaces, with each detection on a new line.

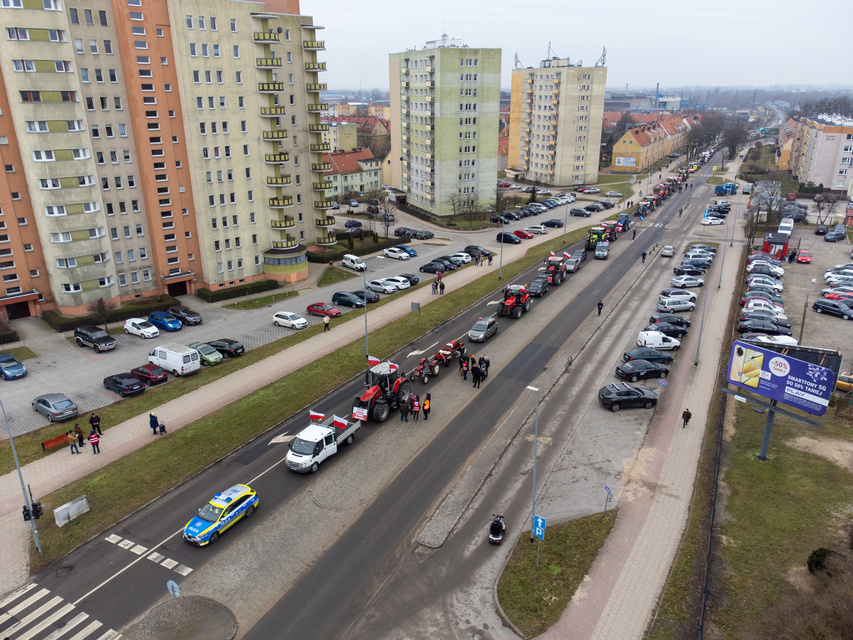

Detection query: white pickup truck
xmin=285 ymin=415 xmax=361 ymax=474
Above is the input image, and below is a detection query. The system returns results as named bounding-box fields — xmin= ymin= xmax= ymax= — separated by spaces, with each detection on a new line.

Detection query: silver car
xmin=368 ymin=279 xmax=398 ymax=294
xmin=468 ymin=316 xmax=498 ymax=342
xmin=32 ymin=393 xmax=78 ymax=423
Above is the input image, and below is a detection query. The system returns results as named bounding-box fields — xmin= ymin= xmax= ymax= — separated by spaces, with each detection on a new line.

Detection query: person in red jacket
xmin=88 ymin=430 xmax=100 ymax=454
xmin=411 ymin=395 xmax=420 ymax=421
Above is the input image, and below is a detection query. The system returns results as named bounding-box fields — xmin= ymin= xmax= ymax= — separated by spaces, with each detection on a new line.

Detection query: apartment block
xmin=789 ymin=115 xmax=853 ymax=197
xmin=390 ymin=36 xmax=501 ymax=217
xmin=322 ymin=148 xmax=381 ymax=201
xmin=320 ymin=121 xmax=358 ymax=152
xmin=0 ymin=0 xmax=330 ymax=319
xmin=507 ymin=59 xmax=606 ymax=187
xmin=609 ymin=115 xmax=692 ymax=174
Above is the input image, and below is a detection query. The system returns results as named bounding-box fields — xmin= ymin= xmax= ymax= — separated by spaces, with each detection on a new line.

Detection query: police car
xmin=183 ymin=484 xmax=258 ymax=546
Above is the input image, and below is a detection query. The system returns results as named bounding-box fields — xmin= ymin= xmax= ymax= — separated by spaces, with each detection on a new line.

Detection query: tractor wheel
xmin=512 ymin=306 xmax=522 ymax=319
xmin=397 ymin=382 xmax=411 ymax=404
xmin=431 ymin=364 xmax=441 ymax=376
xmin=409 ymin=372 xmax=416 ymax=381
xmin=523 ymin=299 xmax=531 ymax=312
xmin=372 ymin=402 xmax=390 ymax=422
xmin=422 ymin=375 xmax=429 ymax=384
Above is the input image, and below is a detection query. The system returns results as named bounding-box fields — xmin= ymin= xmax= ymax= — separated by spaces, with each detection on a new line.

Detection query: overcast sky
xmin=302 ymin=0 xmax=849 ymax=93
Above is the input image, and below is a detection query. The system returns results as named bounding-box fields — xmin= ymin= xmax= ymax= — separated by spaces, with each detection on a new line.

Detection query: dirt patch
xmin=787 ymin=435 xmax=853 ymax=473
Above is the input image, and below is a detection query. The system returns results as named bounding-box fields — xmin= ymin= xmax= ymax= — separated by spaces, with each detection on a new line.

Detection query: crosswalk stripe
xmin=0 ymin=587 xmax=50 ymax=625
xmin=0 ymin=582 xmax=38 ymax=608
xmin=67 ymin=619 xmax=102 ymax=640
xmin=95 ymin=630 xmax=121 ymax=639
xmin=14 ymin=602 xmax=75 ymax=640
xmin=42 ymin=611 xmax=89 ymax=640
xmin=3 ymin=595 xmax=63 ymax=636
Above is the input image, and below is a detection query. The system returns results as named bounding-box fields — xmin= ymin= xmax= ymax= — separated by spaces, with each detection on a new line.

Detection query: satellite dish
xmin=277 ymin=27 xmax=283 ymax=33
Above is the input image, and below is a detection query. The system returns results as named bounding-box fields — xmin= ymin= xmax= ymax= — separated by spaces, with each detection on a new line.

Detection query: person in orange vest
xmin=88 ymin=430 xmax=100 ymax=454
xmin=422 ymin=393 xmax=431 ymax=421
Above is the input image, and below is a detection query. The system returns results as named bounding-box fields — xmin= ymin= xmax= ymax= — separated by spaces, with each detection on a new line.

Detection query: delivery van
xmin=342 ymin=254 xmax=366 ymax=271
xmin=594 ymin=241 xmax=610 ymax=260
xmin=637 ymin=331 xmax=681 ymax=351
xmin=777 ymin=219 xmax=794 ymax=236
xmin=148 ymin=343 xmax=201 ymax=376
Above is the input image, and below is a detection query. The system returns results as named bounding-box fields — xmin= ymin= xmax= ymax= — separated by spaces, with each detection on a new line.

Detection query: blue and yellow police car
xmin=183 ymin=484 xmax=259 ymax=546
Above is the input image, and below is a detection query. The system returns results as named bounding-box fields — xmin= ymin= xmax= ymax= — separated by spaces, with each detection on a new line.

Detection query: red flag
xmin=367 ymin=355 xmax=380 ymax=366
xmin=309 ymin=410 xmax=324 ymax=421
xmin=333 ymin=415 xmax=347 ymax=429
xmin=563 ymin=251 xmax=570 ymax=258
xmin=388 ymin=362 xmax=399 ymax=372
xmin=549 ymin=251 xmax=555 ymax=257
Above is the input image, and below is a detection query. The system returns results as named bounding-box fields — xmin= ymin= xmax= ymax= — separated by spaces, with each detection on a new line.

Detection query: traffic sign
xmin=605 ymin=485 xmax=612 ymax=496
xmin=167 ymin=580 xmax=181 ymax=598
xmin=533 ymin=515 xmax=546 ymax=541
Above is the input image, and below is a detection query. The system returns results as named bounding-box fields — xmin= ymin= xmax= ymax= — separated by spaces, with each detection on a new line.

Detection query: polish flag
xmin=388 ymin=362 xmax=399 ymax=372
xmin=309 ymin=410 xmax=324 ymax=421
xmin=550 ymin=251 xmax=555 ymax=257
xmin=367 ymin=355 xmax=380 ymax=366
xmin=333 ymin=415 xmax=348 ymax=429
xmin=564 ymin=252 xmax=571 ymax=258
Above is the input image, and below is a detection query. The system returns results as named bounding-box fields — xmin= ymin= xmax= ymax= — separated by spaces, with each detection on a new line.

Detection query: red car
xmin=796 ymin=250 xmax=811 ymax=264
xmin=575 ymin=186 xmax=589 ymax=192
xmin=824 ymin=291 xmax=853 ymax=302
xmin=497 ymin=182 xmax=511 ymax=188
xmin=131 ymin=363 xmax=168 ymax=385
xmin=513 ymin=229 xmax=533 ymax=240
xmin=306 ymin=303 xmax=342 ymax=318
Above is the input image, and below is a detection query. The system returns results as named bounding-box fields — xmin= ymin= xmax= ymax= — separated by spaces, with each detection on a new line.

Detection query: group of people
xmin=460 ymin=354 xmax=490 ymax=388
xmin=400 ymin=392 xmax=431 ymax=422
xmin=67 ymin=412 xmax=102 ymax=454
xmin=431 ymin=280 xmax=446 ymax=295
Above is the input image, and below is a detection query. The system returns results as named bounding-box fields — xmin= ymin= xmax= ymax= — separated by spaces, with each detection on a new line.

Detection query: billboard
xmin=615 ymin=157 xmax=637 ymax=167
xmin=727 ymin=340 xmax=835 ymax=416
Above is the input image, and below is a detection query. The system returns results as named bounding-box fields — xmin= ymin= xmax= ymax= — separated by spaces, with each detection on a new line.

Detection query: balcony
xmin=271 ymin=239 xmax=299 ymax=249
xmin=271 ymin=217 xmax=295 ymax=229
xmin=552 ymin=89 xmax=559 ymax=95
xmin=315 ymin=216 xmax=335 ymax=227
xmin=312 ymin=180 xmax=332 ymax=190
xmin=262 ymin=130 xmax=288 ymax=140
xmin=401 ymin=159 xmax=408 ymax=166
xmin=401 ymin=80 xmax=409 ymax=88
xmin=306 ymin=83 xmax=327 ymax=92
xmin=401 ymin=107 xmax=408 ymax=115
xmin=306 ymin=103 xmax=328 ymax=113
xmin=424 ymin=64 xmax=433 ymax=73
xmin=402 ymin=134 xmax=408 ymax=142
xmin=264 ymin=153 xmax=290 ymax=164
xmin=304 ymin=62 xmax=326 ymax=72
xmin=253 ymin=31 xmax=279 ymax=43
xmin=260 ymin=106 xmax=287 ymax=117
xmin=525 ymin=118 xmax=531 ymax=124
xmin=550 ymin=120 xmax=558 ymax=126
xmin=425 ymin=152 xmax=432 ymax=159
xmin=526 ymin=89 xmax=532 ymax=94
xmin=308 ymin=123 xmax=329 ymax=133
xmin=266 ymin=175 xmax=291 ymax=186
xmin=309 ymin=142 xmax=331 ymax=152
xmin=302 ymin=40 xmax=325 ymax=50
xmin=424 ymin=96 xmax=433 ymax=103
xmin=315 ymin=232 xmax=336 ymax=246
xmin=269 ymin=197 xmax=293 ymax=208
xmin=314 ymin=199 xmax=335 ymax=209
xmin=402 ymin=171 xmax=408 ymax=179
xmin=554 ymin=77 xmax=560 ymax=83
xmin=311 ymin=161 xmax=331 ymax=172
xmin=426 ymin=138 xmax=434 ymax=146
xmin=402 ymin=120 xmax=410 ymax=129
xmin=526 ymin=77 xmax=533 ymax=84
xmin=552 ymin=100 xmax=558 ymax=106
xmin=258 ymin=82 xmax=284 ymax=93
xmin=256 ymin=57 xmax=281 ymax=68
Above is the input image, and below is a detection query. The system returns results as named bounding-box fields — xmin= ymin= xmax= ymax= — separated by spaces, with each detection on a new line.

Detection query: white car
xmin=525 ymin=225 xmax=547 ymax=235
xmin=671 ymin=275 xmax=705 ymax=288
xmin=383 ymin=247 xmax=411 ymax=261
xmin=743 ymin=334 xmax=799 ymax=347
xmin=273 ymin=311 xmax=308 ymax=329
xmin=825 ymin=268 xmax=853 ymax=280
xmin=657 ymin=298 xmax=696 ymax=312
xmin=124 ymin=317 xmax=160 ymax=339
xmin=746 ymin=262 xmax=784 ymax=278
xmin=684 ymin=251 xmax=714 ymax=261
xmin=823 ymin=286 xmax=853 ymax=297
xmin=747 ymin=275 xmax=783 ymax=292
xmin=449 ymin=252 xmax=473 ymax=263
xmin=660 ymin=288 xmax=697 ymax=302
xmin=743 ymin=300 xmax=787 ymax=318
xmin=585 ymin=187 xmax=600 ymax=194
xmin=701 ymin=217 xmax=725 ymax=226
xmin=605 ymin=191 xmax=622 ymax=198
xmin=368 ymin=279 xmax=397 ymax=294
xmin=825 ymin=274 xmax=853 ymax=287
xmin=509 ymin=184 xmax=523 ymax=190
xmin=384 ymin=276 xmax=411 ymax=290
xmin=660 ymin=245 xmax=675 ymax=258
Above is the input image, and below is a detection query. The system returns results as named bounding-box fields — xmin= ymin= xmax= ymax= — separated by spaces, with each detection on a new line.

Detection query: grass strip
xmin=3 ymin=346 xmax=37 ymax=361
xmin=497 ymin=511 xmax=617 ymax=637
xmin=28 ymin=228 xmax=589 ymax=569
xmin=224 ymin=289 xmax=299 ymax=310
xmin=317 ymin=266 xmax=359 ymax=287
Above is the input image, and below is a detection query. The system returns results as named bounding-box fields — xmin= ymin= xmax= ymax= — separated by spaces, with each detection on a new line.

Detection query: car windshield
xmin=139 ymin=321 xmax=155 ymax=329
xmin=198 ymin=344 xmax=216 ymax=355
xmin=472 ymin=321 xmax=488 ymax=332
xmin=290 ymin=437 xmax=317 ymax=456
xmin=54 ymin=399 xmax=74 ymax=410
xmin=91 ymin=329 xmax=109 ymax=338
xmin=0 ymin=357 xmax=18 ymax=366
xmin=149 ymin=367 xmax=166 ymax=376
xmin=197 ymin=503 xmax=224 ymax=523
xmin=162 ymin=315 xmax=177 ymax=322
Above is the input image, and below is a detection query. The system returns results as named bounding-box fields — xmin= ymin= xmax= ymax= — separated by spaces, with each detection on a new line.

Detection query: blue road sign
xmin=605 ymin=485 xmax=612 ymax=496
xmin=534 ymin=515 xmax=546 ymax=541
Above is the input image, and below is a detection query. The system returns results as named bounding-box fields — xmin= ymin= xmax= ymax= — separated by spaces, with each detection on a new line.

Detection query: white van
xmin=777 ymin=219 xmax=794 ymax=236
xmin=637 ymin=331 xmax=681 ymax=351
xmin=594 ymin=241 xmax=610 ymax=260
xmin=148 ymin=343 xmax=201 ymax=376
xmin=342 ymin=254 xmax=366 ymax=271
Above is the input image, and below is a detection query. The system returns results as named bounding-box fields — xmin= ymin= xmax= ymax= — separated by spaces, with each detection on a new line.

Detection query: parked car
xmin=131 ymin=364 xmax=168 ymax=386
xmin=605 ymin=191 xmax=623 ymax=198
xmin=331 ymin=292 xmax=366 ymax=308
xmin=168 ymin=306 xmax=203 ymax=326
xmin=32 ymin=393 xmax=78 ymax=423
xmin=657 ymin=298 xmax=696 ymax=312
xmin=148 ymin=311 xmax=183 ymax=332
xmin=660 ymin=245 xmax=675 ymax=258
xmin=464 ymin=245 xmax=492 ymax=258
xmin=623 ymin=347 xmax=674 ymax=365
xmin=813 ymin=299 xmax=853 ymax=320
xmin=468 ymin=316 xmax=498 ymax=343
xmin=273 ymin=311 xmax=309 ymax=328
xmin=395 ymin=245 xmax=417 ymax=257
xmin=598 ymin=383 xmax=658 ymax=412
xmin=367 ymin=279 xmax=397 ymax=294
xmin=660 ymin=288 xmax=697 ymax=302
xmin=207 ymin=338 xmax=244 ymax=357
xmin=419 ymin=262 xmax=445 ymax=274
xmin=671 ymin=275 xmax=705 ymax=288
xmin=797 ymin=250 xmax=811 ymax=264
xmin=384 ymin=276 xmax=412 ymax=290
xmin=398 ymin=273 xmax=420 ymax=285
xmin=543 ymin=219 xmax=564 ymax=228
xmin=74 ymin=325 xmax=117 ymax=352
xmin=643 ymin=322 xmax=686 ymax=338
xmin=344 ymin=219 xmax=362 ymax=228
xmin=585 ymin=203 xmax=605 ymax=213
xmin=815 ymin=225 xmax=828 ymax=236
xmin=648 ymin=313 xmax=691 ymax=328
xmin=124 ymin=318 xmax=160 ymax=339
xmin=525 ymin=225 xmax=547 ymax=235
xmin=742 ymin=334 xmax=799 ymax=347
xmin=701 ymin=217 xmax=725 ymax=226
xmin=349 ymin=199 xmax=359 ymax=207
xmin=432 ymin=257 xmax=459 ymax=270
xmin=570 ymin=208 xmax=591 ymax=217
xmin=673 ymin=264 xmax=705 ymax=276
xmin=450 ymin=252 xmax=473 ymax=263
xmin=103 ymin=373 xmax=146 ymax=397
xmin=394 ymin=227 xmax=413 ymax=237
xmin=0 ymin=354 xmax=27 ymax=380
xmin=615 ymin=359 xmax=669 ymax=382
xmin=514 ymin=229 xmax=534 ymax=240
xmin=585 ymin=187 xmax=600 ymax=194
xmin=527 ymin=275 xmax=549 ymax=297
xmin=737 ymin=320 xmax=793 ymax=336
xmin=187 ymin=342 xmax=224 ymax=366
xmin=383 ymin=247 xmax=411 ymax=261
xmin=342 ymin=254 xmax=366 ymax=271
xmin=496 ymin=232 xmax=522 ymax=244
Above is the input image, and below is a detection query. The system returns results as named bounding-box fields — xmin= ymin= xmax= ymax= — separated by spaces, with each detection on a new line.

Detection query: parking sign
xmin=534 ymin=515 xmax=546 ymax=541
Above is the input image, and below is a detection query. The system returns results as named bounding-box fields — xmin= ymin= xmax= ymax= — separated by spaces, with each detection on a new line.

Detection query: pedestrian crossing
xmin=0 ymin=583 xmax=122 ymax=640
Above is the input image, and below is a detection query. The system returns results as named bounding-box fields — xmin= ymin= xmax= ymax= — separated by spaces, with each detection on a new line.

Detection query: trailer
xmin=285 ymin=415 xmax=361 ymax=473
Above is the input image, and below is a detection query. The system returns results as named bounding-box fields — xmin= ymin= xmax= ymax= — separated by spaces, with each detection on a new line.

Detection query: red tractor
xmin=352 ymin=362 xmax=411 ymax=423
xmin=498 ymin=284 xmax=532 ymax=319
xmin=409 ymin=340 xmax=466 ymax=384
xmin=545 ymin=255 xmax=569 ymax=285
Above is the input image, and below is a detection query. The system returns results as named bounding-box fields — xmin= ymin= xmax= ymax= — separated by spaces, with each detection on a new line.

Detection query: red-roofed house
xmin=322 ymin=148 xmax=382 ymax=200
xmin=322 ymin=115 xmax=390 ymax=160
xmin=610 ymin=116 xmax=694 ymax=173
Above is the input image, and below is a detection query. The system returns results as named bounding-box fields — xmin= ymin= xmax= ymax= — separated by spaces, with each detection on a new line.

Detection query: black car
xmin=208 ymin=338 xmax=245 ymax=357
xmin=399 ymin=273 xmax=420 ymax=285
xmin=490 ymin=215 xmax=511 ymax=224
xmin=623 ymin=347 xmax=673 ymax=365
xmin=542 ymin=219 xmax=564 ymax=227
xmin=572 ymin=249 xmax=587 ymax=262
xmin=782 ymin=209 xmax=806 ymax=222
xmin=825 ymin=232 xmax=846 ymax=242
xmin=331 ymin=291 xmax=366 ymax=308
xmin=503 ymin=212 xmax=521 ymax=221
xmin=815 ymin=225 xmax=828 ymax=235
xmin=168 ymin=306 xmax=202 ymax=326
xmin=673 ymin=264 xmax=705 ymax=276
xmin=688 ymin=244 xmax=717 ymax=254
xmin=437 ymin=255 xmax=464 ymax=266
xmin=528 ymin=276 xmax=549 ymax=297
xmin=813 ymin=299 xmax=853 ymax=319
xmin=394 ymin=227 xmax=413 ymax=237
xmin=709 ymin=205 xmax=730 ymax=215
xmin=419 ymin=262 xmax=445 ymax=274
xmin=598 ymin=383 xmax=658 ymax=412
xmin=74 ymin=326 xmax=117 ymax=353
xmin=350 ymin=289 xmax=380 ymax=303
xmin=682 ymin=258 xmax=712 ymax=270
xmin=464 ymin=244 xmax=492 ymax=258
xmin=103 ymin=373 xmax=146 ymax=398
xmin=570 ymin=208 xmax=591 ymax=217
xmin=496 ymin=232 xmax=521 ymax=244
xmin=412 ymin=229 xmax=435 ymax=240
xmin=585 ymin=203 xmax=605 ymax=213
xmin=643 ymin=322 xmax=686 ymax=338
xmin=431 ymin=257 xmax=458 ymax=270
xmin=599 ymin=200 xmax=615 ymax=209
xmin=738 ymin=312 xmax=791 ymax=328
xmin=737 ymin=320 xmax=793 ymax=336
xmin=648 ymin=313 xmax=691 ymax=328
xmin=615 ymin=359 xmax=670 ymax=382
xmin=748 ymin=264 xmax=783 ymax=277
xmin=344 ymin=219 xmax=362 ymax=228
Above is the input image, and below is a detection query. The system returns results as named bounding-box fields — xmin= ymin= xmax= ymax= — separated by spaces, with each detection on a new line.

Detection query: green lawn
xmin=225 ymin=290 xmax=299 ymax=310
xmin=2 ymin=346 xmax=37 ymax=361
xmin=317 ymin=266 xmax=359 ymax=287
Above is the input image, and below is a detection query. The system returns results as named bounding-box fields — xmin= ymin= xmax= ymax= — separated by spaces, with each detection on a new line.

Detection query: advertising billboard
xmin=727 ymin=340 xmax=835 ymax=416
xmin=615 ymin=157 xmax=637 ymax=167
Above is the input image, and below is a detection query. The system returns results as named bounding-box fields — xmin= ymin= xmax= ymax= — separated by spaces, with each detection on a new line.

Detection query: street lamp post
xmin=362 ymin=268 xmax=369 ymax=384
xmin=499 ymin=226 xmax=504 ymax=280
xmin=798 ymin=278 xmax=817 ymax=344
xmin=1 ymin=399 xmax=42 ymax=555
xmin=526 ymin=385 xmax=539 ymax=546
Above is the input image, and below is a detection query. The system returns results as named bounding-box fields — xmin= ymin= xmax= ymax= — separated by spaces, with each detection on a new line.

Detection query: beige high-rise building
xmin=508 ymin=59 xmax=606 ymax=187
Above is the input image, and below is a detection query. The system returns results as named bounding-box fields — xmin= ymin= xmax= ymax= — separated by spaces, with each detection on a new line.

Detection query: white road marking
xmin=42 ymin=611 xmax=89 ymax=639
xmin=67 ymin=620 xmax=103 ymax=640
xmin=160 ymin=558 xmax=178 ymax=570
xmin=407 ymin=341 xmax=437 ymax=358
xmin=147 ymin=552 xmax=165 ymax=563
xmin=173 ymin=565 xmax=193 ymax=576
xmin=14 ymin=602 xmax=74 ymax=640
xmin=104 ymin=534 xmax=122 ymax=544
xmin=3 ymin=595 xmax=64 ymax=636
xmin=129 ymin=544 xmax=147 ymax=555
xmin=268 ymin=434 xmax=295 ymax=445
xmin=0 ymin=582 xmax=37 ymax=608
xmin=0 ymin=587 xmax=50 ymax=625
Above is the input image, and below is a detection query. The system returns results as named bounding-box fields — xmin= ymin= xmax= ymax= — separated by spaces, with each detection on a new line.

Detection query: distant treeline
xmin=795 ymin=96 xmax=853 ymax=118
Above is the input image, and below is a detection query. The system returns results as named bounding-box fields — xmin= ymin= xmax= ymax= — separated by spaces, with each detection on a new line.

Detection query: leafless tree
xmin=752 ymin=176 xmax=785 ymax=226
xmin=723 ymin=124 xmax=748 ymax=160
xmin=378 ymin=198 xmax=396 ymax=238
xmin=87 ymin=297 xmax=117 ymax=331
xmin=462 ymin=191 xmax=481 ymax=229
xmin=813 ymin=198 xmax=839 ymax=226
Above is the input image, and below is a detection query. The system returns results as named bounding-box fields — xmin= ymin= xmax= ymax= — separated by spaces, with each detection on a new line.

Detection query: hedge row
xmin=0 ymin=320 xmax=18 ymax=344
xmin=42 ymin=295 xmax=180 ymax=333
xmin=195 ymin=279 xmax=279 ymax=303
xmin=306 ymin=235 xmax=408 ymax=263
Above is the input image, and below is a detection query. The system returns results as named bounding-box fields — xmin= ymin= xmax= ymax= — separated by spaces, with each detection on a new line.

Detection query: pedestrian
xmin=641 ymin=251 xmax=647 ymax=264
xmin=462 ymin=359 xmax=468 ymax=381
xmin=149 ymin=413 xmax=159 ymax=436
xmin=432 ymin=281 xmax=437 ymax=295
xmin=597 ymin=300 xmax=604 ymax=316
xmin=400 ymin=401 xmax=409 ymax=422
xmin=472 ymin=362 xmax=481 ymax=388
xmin=478 ymin=356 xmax=486 ymax=379
xmin=324 ymin=315 xmax=330 ymax=332
xmin=89 ymin=412 xmax=101 ymax=436
xmin=422 ymin=393 xmax=431 ymax=421
xmin=67 ymin=430 xmax=79 ymax=454
xmin=482 ymin=355 xmax=490 ymax=379
xmin=88 ymin=430 xmax=100 ymax=454
xmin=74 ymin=423 xmax=85 ymax=448
xmin=488 ymin=254 xmax=493 ymax=266
xmin=682 ymin=408 xmax=692 ymax=429
xmin=679 ymin=208 xmax=683 ymax=217
xmin=411 ymin=395 xmax=420 ymax=421
xmin=437 ymin=270 xmax=442 ymax=283
xmin=439 ymin=281 xmax=445 ymax=295
xmin=632 ymin=229 xmax=636 ymax=240
xmin=473 ymin=254 xmax=479 ymax=266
